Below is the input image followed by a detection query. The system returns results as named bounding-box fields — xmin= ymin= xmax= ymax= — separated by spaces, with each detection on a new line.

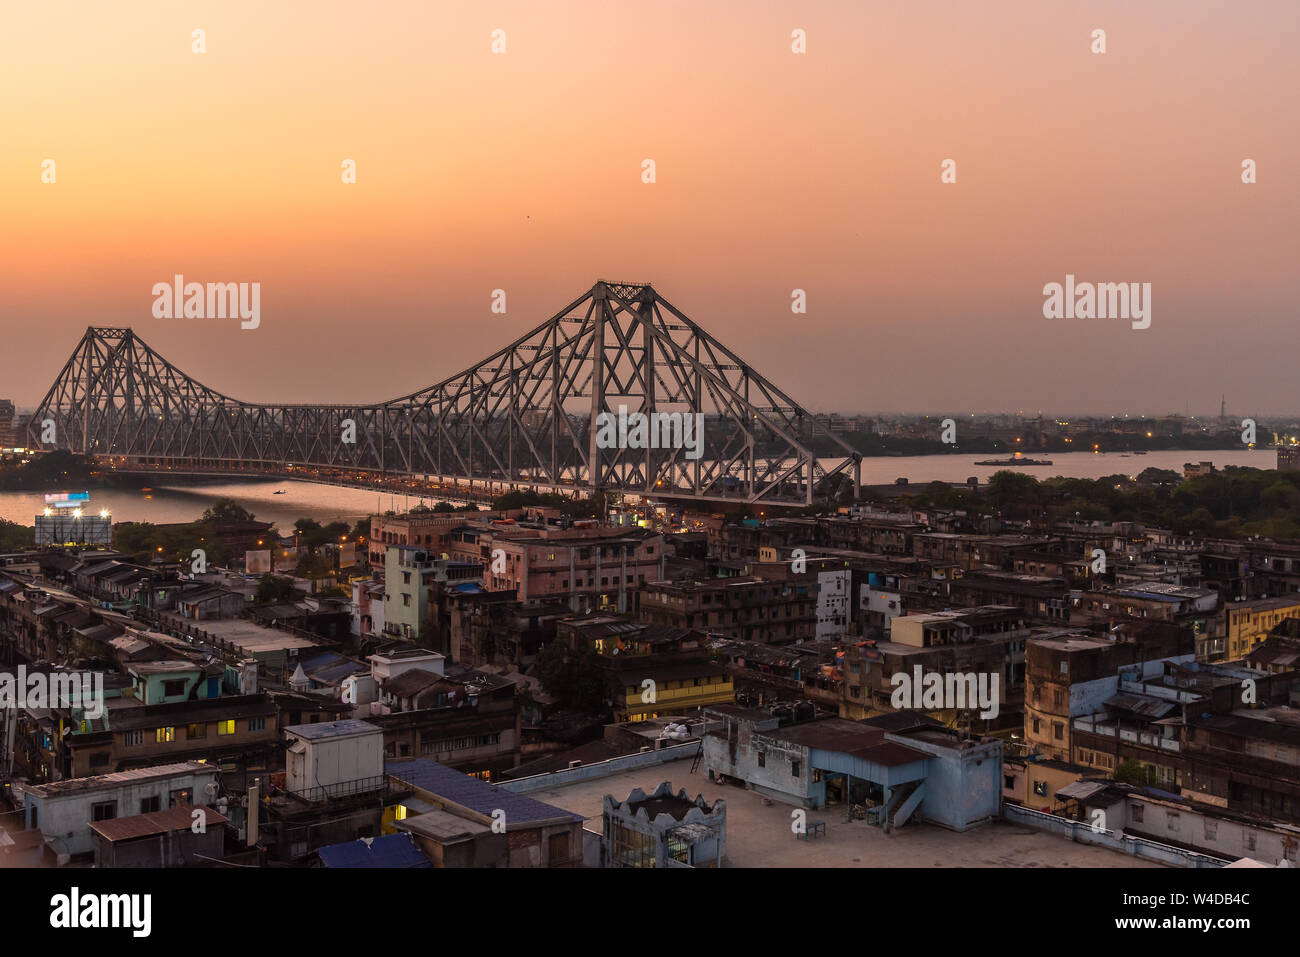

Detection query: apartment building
xmin=638 ymin=576 xmax=818 ymax=645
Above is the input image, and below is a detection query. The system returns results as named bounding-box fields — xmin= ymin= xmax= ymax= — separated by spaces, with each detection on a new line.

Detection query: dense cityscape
xmin=2 ymin=435 xmax=1300 ymax=878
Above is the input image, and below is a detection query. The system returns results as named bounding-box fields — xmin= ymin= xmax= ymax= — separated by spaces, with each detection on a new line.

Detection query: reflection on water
xmin=0 ymin=448 xmax=1273 ymax=527
xmin=0 ymin=479 xmax=456 ymax=528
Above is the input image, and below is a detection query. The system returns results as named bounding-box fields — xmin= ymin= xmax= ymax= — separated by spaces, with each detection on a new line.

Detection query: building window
xmin=249 ymin=717 xmax=267 ymax=732
xmin=140 ymin=795 xmax=161 ymax=814
xmin=163 ymin=679 xmax=186 ymax=697
xmin=217 ymin=719 xmax=236 ymax=736
xmin=91 ymin=801 xmax=117 ymax=822
xmin=1130 ymin=803 xmax=1144 ymax=824
xmin=757 ymin=751 xmax=765 ymax=768
xmin=188 ymin=723 xmax=206 ymax=739
xmin=124 ymin=731 xmax=143 ymax=747
xmin=791 ymin=759 xmax=801 ymax=777
xmin=156 ymin=727 xmax=175 ymax=743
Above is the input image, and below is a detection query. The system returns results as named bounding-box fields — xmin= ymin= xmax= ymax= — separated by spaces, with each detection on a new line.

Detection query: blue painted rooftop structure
xmin=317 ymin=833 xmax=431 ymax=868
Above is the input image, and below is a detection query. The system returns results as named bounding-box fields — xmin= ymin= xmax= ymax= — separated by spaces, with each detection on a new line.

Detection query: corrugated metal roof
xmin=89 ymin=803 xmax=228 ymax=843
xmin=1056 ymin=780 xmax=1110 ymax=801
xmin=1104 ymin=693 xmax=1176 ymax=718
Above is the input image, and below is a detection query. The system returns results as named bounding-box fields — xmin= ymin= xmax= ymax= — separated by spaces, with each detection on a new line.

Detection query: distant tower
xmin=1220 ymin=394 xmax=1226 ymax=423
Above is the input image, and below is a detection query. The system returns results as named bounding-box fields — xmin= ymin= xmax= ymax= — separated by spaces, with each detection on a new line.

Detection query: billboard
xmin=44 ymin=491 xmax=90 ymax=509
xmin=35 ymin=514 xmax=111 ymax=546
xmin=245 ymin=549 xmax=272 ymax=574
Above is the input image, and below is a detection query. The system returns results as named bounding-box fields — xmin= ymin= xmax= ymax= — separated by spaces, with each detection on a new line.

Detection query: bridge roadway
xmin=90 ymin=458 xmax=755 ymax=508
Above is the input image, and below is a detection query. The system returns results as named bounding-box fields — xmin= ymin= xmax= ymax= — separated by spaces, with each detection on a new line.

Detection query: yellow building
xmin=1224 ymin=596 xmax=1300 ymax=660
xmin=618 ymin=666 xmax=733 ymax=723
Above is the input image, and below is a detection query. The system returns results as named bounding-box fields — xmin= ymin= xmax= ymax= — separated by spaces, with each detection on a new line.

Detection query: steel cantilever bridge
xmin=29 ymin=280 xmax=862 ymax=506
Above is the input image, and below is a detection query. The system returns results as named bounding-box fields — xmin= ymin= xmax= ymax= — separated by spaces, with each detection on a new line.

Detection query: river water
xmin=0 ymin=448 xmax=1273 ymax=527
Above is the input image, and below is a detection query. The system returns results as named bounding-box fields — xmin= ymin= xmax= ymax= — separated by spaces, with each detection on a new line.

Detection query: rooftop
xmin=89 ymin=802 xmax=230 ymax=843
xmin=518 ymin=755 xmax=1158 ymax=868
xmin=284 ymin=718 xmax=382 ymax=740
xmin=386 ymin=759 xmax=582 ymax=827
xmin=317 ymin=833 xmax=431 ymax=868
xmin=20 ymin=762 xmax=214 ymax=800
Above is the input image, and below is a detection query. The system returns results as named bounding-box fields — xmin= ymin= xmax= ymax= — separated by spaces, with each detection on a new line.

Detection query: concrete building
xmin=90 ymin=802 xmax=230 ymax=867
xmin=284 ymin=719 xmax=385 ymax=799
xmin=386 ymin=758 xmax=583 ymax=866
xmin=1024 ymin=622 xmax=1196 ymax=760
xmin=450 ymin=524 xmax=665 ymax=615
xmin=1059 ymin=779 xmax=1300 ymax=867
xmin=702 ymin=707 xmax=1001 ymax=832
xmin=1222 ymin=595 xmax=1300 ymax=660
xmin=602 ymin=782 xmax=725 ymax=868
xmin=638 ymin=576 xmax=819 ymax=645
xmin=383 ymin=546 xmax=481 ymax=643
xmin=17 ymin=762 xmax=221 ymax=862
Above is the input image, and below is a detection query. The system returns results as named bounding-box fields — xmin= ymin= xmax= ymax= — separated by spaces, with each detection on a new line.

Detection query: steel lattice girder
xmin=28 ymin=281 xmax=863 ymax=504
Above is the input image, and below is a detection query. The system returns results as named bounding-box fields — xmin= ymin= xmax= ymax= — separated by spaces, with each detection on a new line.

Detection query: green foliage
xmin=254 ymin=574 xmax=299 ymax=604
xmin=1114 ymin=759 xmax=1147 ymax=785
xmin=491 ymin=489 xmax=601 ymax=519
xmin=201 ymin=499 xmax=256 ymax=524
xmin=295 ymin=552 xmax=336 ymax=579
xmin=536 ymin=641 xmax=607 ymax=714
xmin=292 ymin=518 xmax=350 ymax=549
xmin=0 ymin=519 xmax=34 ymax=550
xmin=0 ymin=451 xmax=96 ymax=490
xmin=987 ymin=471 xmax=1041 ymax=507
xmin=965 ymin=467 xmax=1300 ymax=541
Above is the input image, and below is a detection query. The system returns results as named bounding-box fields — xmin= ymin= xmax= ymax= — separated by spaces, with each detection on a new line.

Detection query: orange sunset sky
xmin=2 ymin=0 xmax=1297 ymax=415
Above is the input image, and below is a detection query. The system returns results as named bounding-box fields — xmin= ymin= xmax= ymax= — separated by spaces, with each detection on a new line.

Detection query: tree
xmin=1136 ymin=467 xmax=1181 ymax=487
xmin=254 ymin=574 xmax=299 ymax=604
xmin=1115 ymin=759 xmax=1147 ymax=786
xmin=202 ymin=499 xmax=255 ymax=524
xmin=0 ymin=519 xmax=34 ymax=550
xmin=987 ymin=471 xmax=1040 ymax=507
xmin=537 ymin=641 xmax=607 ymax=714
